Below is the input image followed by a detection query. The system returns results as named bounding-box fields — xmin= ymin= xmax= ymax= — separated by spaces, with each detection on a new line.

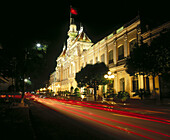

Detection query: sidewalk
xmin=0 ymin=99 xmax=35 ymax=140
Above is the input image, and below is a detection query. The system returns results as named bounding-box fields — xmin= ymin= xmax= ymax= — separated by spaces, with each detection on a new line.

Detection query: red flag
xmin=70 ymin=7 xmax=78 ymax=15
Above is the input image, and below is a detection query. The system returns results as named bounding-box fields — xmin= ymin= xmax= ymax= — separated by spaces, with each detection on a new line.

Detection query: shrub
xmin=107 ymin=93 xmax=117 ymax=98
xmin=133 ymin=89 xmax=150 ymax=100
xmin=74 ymin=87 xmax=79 ymax=93
xmin=117 ymin=91 xmax=130 ymax=102
xmin=74 ymin=87 xmax=80 ymax=97
xmin=83 ymin=88 xmax=87 ymax=94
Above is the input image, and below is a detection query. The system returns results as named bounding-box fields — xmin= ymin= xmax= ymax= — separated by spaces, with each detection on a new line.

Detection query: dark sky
xmin=0 ymin=0 xmax=169 ymax=88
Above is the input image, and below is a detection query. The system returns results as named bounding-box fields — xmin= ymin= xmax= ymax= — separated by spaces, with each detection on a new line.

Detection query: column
xmin=93 ymin=49 xmax=95 ymax=64
xmin=113 ymin=40 xmax=117 ymax=64
xmin=78 ymin=57 xmax=80 ymax=72
xmin=74 ymin=61 xmax=77 ymax=73
xmin=149 ymin=75 xmax=153 ymax=93
xmin=114 ymin=74 xmax=118 ymax=93
xmin=124 ymin=34 xmax=128 ymax=57
xmin=105 ymin=45 xmax=108 ymax=65
xmin=98 ymin=48 xmax=100 ymax=62
xmin=69 ymin=64 xmax=71 ymax=76
xmin=125 ymin=74 xmax=130 ymax=93
xmin=155 ymin=76 xmax=160 ymax=102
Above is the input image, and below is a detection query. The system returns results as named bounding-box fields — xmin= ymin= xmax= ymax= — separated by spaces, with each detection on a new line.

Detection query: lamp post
xmin=36 ymin=43 xmax=41 ymax=47
xmin=104 ymin=71 xmax=115 ymax=79
xmin=35 ymin=43 xmax=47 ymax=53
xmin=104 ymin=71 xmax=115 ymax=96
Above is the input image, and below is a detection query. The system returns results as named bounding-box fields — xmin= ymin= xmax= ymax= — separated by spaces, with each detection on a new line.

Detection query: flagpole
xmin=70 ymin=5 xmax=72 ymax=24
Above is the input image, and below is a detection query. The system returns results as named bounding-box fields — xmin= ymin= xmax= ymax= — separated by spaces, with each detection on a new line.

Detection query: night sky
xmin=0 ymin=0 xmax=169 ymax=88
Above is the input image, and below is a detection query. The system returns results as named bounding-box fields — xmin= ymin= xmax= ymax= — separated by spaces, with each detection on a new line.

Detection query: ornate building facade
xmin=49 ymin=16 xmax=170 ymax=98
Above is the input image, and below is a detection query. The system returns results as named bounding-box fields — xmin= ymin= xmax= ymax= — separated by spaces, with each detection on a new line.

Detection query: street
xmin=29 ymin=96 xmax=170 ymax=140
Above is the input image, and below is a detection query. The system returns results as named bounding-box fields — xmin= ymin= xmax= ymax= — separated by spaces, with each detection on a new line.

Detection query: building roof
xmin=59 ymin=44 xmax=67 ymax=58
xmin=77 ymin=31 xmax=91 ymax=42
xmin=72 ymin=30 xmax=92 ymax=46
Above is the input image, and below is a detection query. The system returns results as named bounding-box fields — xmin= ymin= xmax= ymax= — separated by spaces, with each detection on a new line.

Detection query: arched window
xmin=132 ymin=75 xmax=138 ymax=92
xmin=90 ymin=59 xmax=93 ymax=64
xmin=108 ymin=50 xmax=113 ymax=64
xmin=95 ymin=57 xmax=98 ymax=63
xmin=120 ymin=78 xmax=125 ymax=91
xmin=129 ymin=39 xmax=137 ymax=53
xmin=118 ymin=45 xmax=124 ymax=60
xmin=101 ymin=54 xmax=105 ymax=63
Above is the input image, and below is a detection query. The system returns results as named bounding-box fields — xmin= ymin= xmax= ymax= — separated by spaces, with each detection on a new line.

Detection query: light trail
xmin=30 ymin=96 xmax=170 ymax=124
xmin=34 ymin=98 xmax=170 ymax=140
xmin=0 ymin=95 xmax=22 ymax=98
xmin=49 ymin=98 xmax=170 ymax=124
xmin=35 ymin=98 xmax=154 ymax=140
xmin=50 ymin=99 xmax=170 ymax=138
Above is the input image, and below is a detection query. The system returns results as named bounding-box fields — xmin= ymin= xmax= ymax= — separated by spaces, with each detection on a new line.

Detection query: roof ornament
xmin=79 ymin=22 xmax=84 ymax=34
xmin=63 ymin=43 xmax=66 ymax=51
xmin=83 ymin=32 xmax=86 ymax=41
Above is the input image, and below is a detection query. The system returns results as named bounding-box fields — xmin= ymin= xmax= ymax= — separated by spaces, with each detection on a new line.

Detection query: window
xmin=132 ymin=76 xmax=138 ymax=92
xmin=129 ymin=39 xmax=137 ymax=53
xmin=81 ymin=63 xmax=84 ymax=69
xmin=145 ymin=76 xmax=150 ymax=91
xmin=95 ymin=57 xmax=98 ymax=63
xmin=118 ymin=45 xmax=124 ymax=60
xmin=101 ymin=54 xmax=105 ymax=63
xmin=120 ymin=78 xmax=125 ymax=91
xmin=90 ymin=59 xmax=93 ymax=64
xmin=108 ymin=50 xmax=113 ymax=64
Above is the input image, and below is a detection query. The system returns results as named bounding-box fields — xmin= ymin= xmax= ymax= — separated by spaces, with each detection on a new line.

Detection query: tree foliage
xmin=125 ymin=43 xmax=149 ymax=76
xmin=75 ymin=62 xmax=109 ymax=88
xmin=149 ymin=31 xmax=170 ymax=76
xmin=0 ymin=42 xmax=48 ymax=91
xmin=125 ymin=31 xmax=170 ymax=98
xmin=126 ymin=31 xmax=170 ymax=77
xmin=0 ymin=48 xmax=14 ymax=78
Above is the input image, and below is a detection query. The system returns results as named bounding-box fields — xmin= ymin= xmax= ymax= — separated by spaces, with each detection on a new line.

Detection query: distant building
xmin=0 ymin=45 xmax=13 ymax=91
xmin=49 ymin=16 xmax=170 ymax=99
xmin=0 ymin=77 xmax=13 ymax=91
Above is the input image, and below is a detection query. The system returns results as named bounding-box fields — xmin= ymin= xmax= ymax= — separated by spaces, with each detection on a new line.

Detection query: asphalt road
xmin=29 ymin=97 xmax=170 ymax=140
xmin=29 ymin=100 xmax=116 ymax=140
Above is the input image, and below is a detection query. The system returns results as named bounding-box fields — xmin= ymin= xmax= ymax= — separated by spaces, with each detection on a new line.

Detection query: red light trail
xmin=32 ymin=97 xmax=170 ymax=140
xmin=2 ymin=94 xmax=169 ymax=139
xmin=48 ymin=98 xmax=170 ymax=125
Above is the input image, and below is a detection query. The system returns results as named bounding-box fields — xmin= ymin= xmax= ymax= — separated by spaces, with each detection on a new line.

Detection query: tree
xmin=125 ymin=30 xmax=170 ymax=100
xmin=75 ymin=62 xmax=109 ymax=100
xmin=0 ymin=41 xmax=48 ymax=101
xmin=149 ymin=31 xmax=170 ymax=98
xmin=149 ymin=31 xmax=170 ymax=76
xmin=18 ymin=43 xmax=47 ymax=100
xmin=125 ymin=43 xmax=149 ymax=76
xmin=0 ymin=48 xmax=14 ymax=78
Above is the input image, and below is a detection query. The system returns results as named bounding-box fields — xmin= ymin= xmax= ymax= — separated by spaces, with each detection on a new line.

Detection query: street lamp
xmin=104 ymin=71 xmax=115 ymax=99
xmin=36 ymin=43 xmax=41 ymax=47
xmin=24 ymin=79 xmax=28 ymax=83
xmin=104 ymin=71 xmax=115 ymax=79
xmin=48 ymin=86 xmax=52 ymax=90
xmin=24 ymin=78 xmax=31 ymax=85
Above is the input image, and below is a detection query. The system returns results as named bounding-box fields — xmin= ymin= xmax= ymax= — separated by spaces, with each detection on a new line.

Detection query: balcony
xmin=108 ymin=58 xmax=126 ymax=68
xmin=116 ymin=59 xmax=126 ymax=66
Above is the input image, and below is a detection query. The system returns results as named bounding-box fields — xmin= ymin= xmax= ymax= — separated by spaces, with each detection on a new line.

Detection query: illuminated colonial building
xmin=49 ymin=16 xmax=170 ymax=98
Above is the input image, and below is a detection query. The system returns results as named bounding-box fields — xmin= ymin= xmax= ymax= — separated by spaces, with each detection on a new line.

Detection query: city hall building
xmin=49 ymin=16 xmax=170 ymax=98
